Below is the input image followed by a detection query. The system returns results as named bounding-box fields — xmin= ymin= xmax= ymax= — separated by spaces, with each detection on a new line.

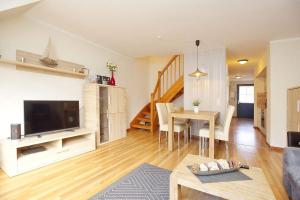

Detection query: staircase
xmin=130 ymin=55 xmax=184 ymax=133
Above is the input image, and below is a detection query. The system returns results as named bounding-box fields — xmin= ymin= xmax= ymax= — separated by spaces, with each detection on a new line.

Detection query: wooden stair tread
xmin=142 ymin=112 xmax=150 ymax=115
xmin=132 ymin=124 xmax=151 ymax=130
xmin=137 ymin=117 xmax=151 ymax=122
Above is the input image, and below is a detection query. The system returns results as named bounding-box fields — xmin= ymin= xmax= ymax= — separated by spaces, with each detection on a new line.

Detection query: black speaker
xmin=11 ymin=124 xmax=21 ymax=140
xmin=287 ymin=132 xmax=300 ymax=147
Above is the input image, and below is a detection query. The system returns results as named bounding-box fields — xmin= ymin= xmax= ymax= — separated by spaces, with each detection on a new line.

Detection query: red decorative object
xmin=110 ymin=71 xmax=116 ymax=86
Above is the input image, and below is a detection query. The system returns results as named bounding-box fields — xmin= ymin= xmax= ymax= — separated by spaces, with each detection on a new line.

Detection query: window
xmin=238 ymin=85 xmax=254 ymax=103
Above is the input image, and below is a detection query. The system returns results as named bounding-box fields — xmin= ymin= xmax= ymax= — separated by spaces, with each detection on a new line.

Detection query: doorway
xmin=237 ymin=84 xmax=254 ymax=118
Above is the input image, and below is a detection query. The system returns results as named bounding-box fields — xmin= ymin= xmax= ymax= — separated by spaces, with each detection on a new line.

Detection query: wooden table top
xmin=169 ymin=110 xmax=219 ymax=120
xmin=171 ymin=154 xmax=276 ymax=200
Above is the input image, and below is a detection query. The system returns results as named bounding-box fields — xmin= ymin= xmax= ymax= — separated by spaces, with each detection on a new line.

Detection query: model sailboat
xmin=40 ymin=38 xmax=58 ymax=66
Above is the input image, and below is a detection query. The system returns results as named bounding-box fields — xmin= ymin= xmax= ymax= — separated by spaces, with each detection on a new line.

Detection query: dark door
xmin=237 ymin=84 xmax=254 ymax=118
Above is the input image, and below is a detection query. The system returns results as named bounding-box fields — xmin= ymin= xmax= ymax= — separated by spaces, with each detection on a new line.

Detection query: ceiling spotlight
xmin=235 ymin=75 xmax=242 ymax=79
xmin=237 ymin=59 xmax=248 ymax=64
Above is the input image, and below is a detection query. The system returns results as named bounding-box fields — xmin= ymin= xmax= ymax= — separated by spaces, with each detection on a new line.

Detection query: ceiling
xmin=2 ymin=0 xmax=300 ymax=77
xmin=0 ymin=0 xmax=40 ymax=18
xmin=0 ymin=0 xmax=40 ymax=12
xmin=227 ymin=58 xmax=257 ymax=80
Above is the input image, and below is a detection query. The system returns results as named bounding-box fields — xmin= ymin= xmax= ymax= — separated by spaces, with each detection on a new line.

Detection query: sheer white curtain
xmin=184 ymin=48 xmax=228 ymax=135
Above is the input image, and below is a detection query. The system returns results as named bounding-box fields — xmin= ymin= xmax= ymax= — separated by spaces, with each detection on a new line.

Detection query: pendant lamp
xmin=189 ymin=40 xmax=207 ymax=78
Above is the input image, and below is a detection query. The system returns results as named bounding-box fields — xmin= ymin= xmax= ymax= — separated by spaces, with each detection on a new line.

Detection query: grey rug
xmin=89 ymin=163 xmax=171 ymax=200
xmin=89 ymin=163 xmax=229 ymax=200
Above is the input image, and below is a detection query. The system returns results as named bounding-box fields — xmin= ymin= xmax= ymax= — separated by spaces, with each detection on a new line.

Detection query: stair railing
xmin=150 ymin=55 xmax=184 ymax=133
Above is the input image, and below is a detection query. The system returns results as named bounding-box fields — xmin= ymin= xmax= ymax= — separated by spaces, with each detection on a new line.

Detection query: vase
xmin=110 ymin=71 xmax=116 ymax=86
xmin=193 ymin=106 xmax=199 ymax=113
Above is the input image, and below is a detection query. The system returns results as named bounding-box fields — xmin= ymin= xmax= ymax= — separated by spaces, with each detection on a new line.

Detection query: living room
xmin=0 ymin=0 xmax=300 ymax=199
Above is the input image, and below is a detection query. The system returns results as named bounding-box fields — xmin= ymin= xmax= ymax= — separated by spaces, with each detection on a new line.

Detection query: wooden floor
xmin=0 ymin=118 xmax=288 ymax=200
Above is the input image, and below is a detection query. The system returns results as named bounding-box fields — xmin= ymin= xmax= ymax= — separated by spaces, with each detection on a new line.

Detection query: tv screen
xmin=24 ymin=100 xmax=80 ymax=136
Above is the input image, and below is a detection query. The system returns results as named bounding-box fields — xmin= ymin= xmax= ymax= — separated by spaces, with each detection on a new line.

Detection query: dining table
xmin=168 ymin=110 xmax=219 ymax=158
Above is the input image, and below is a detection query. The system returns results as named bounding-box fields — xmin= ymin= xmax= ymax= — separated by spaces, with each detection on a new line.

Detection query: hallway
xmin=229 ymin=118 xmax=268 ymax=148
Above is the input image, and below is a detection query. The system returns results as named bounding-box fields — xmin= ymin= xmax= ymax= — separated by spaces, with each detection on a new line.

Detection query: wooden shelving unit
xmin=0 ymin=129 xmax=96 ymax=177
xmin=0 ymin=59 xmax=87 ymax=79
xmin=83 ymin=84 xmax=127 ymax=146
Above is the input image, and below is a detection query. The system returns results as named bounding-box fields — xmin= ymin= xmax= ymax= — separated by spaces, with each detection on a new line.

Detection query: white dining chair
xmin=166 ymin=103 xmax=192 ymax=142
xmin=198 ymin=105 xmax=235 ymax=156
xmin=156 ymin=103 xmax=186 ymax=147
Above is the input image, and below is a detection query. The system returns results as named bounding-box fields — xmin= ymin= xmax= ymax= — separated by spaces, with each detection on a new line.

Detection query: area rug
xmin=89 ymin=163 xmax=171 ymax=200
xmin=89 ymin=163 xmax=226 ymax=200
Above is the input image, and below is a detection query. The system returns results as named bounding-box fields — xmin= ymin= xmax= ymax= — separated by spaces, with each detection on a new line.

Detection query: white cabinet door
xmin=108 ymin=113 xmax=127 ymax=141
xmin=108 ymin=87 xmax=118 ymax=113
xmin=107 ymin=87 xmax=127 ymax=141
xmin=108 ymin=87 xmax=127 ymax=113
xmin=108 ymin=113 xmax=119 ymax=141
xmin=119 ymin=113 xmax=127 ymax=138
xmin=288 ymin=89 xmax=300 ymax=132
xmin=118 ymin=88 xmax=127 ymax=113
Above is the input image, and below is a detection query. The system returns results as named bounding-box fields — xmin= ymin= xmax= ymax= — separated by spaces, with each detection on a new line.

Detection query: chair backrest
xmin=223 ymin=105 xmax=235 ymax=139
xmin=166 ymin=103 xmax=176 ymax=113
xmin=156 ymin=103 xmax=168 ymax=127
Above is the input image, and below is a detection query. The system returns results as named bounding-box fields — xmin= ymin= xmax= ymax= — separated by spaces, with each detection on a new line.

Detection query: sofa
xmin=283 ymin=147 xmax=300 ymax=200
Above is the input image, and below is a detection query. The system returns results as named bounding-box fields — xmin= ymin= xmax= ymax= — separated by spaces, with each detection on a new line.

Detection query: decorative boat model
xmin=40 ymin=38 xmax=58 ymax=67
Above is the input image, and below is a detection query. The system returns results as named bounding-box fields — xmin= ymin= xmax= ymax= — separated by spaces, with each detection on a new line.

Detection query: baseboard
xmin=127 ymin=128 xmax=132 ymax=132
xmin=270 ymin=146 xmax=284 ymax=152
xmin=254 ymin=127 xmax=266 ymax=137
xmin=265 ymin=142 xmax=284 ymax=152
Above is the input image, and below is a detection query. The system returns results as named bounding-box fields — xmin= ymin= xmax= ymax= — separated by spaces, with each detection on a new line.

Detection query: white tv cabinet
xmin=0 ymin=129 xmax=95 ymax=177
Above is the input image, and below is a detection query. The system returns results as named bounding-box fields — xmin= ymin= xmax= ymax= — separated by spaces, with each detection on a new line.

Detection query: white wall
xmin=146 ymin=55 xmax=172 ymax=92
xmin=268 ymin=38 xmax=300 ymax=147
xmin=184 ymin=48 xmax=227 ymax=135
xmin=0 ymin=14 xmax=149 ymax=138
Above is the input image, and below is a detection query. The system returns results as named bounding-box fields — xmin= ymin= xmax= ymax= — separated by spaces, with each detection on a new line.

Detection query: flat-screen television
xmin=24 ymin=100 xmax=80 ymax=136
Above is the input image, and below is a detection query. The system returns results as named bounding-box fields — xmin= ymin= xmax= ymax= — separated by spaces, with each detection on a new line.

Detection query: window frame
xmin=237 ymin=84 xmax=254 ymax=104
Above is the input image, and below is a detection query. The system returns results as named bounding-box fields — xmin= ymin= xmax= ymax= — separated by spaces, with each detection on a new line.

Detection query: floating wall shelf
xmin=0 ymin=50 xmax=88 ymax=79
xmin=0 ymin=59 xmax=87 ymax=79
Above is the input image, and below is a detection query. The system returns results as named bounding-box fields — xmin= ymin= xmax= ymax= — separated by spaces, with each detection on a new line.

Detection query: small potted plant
xmin=193 ymin=100 xmax=200 ymax=113
xmin=107 ymin=62 xmax=119 ymax=86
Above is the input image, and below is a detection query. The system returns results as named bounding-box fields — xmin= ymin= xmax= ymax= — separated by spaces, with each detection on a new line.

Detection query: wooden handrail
xmin=152 ymin=55 xmax=179 ymax=97
xmin=160 ymin=55 xmax=179 ymax=74
xmin=150 ymin=54 xmax=183 ymax=133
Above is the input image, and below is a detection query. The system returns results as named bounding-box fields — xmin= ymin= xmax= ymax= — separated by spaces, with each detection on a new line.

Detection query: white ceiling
xmin=3 ymin=0 xmax=300 ymax=76
xmin=0 ymin=0 xmax=40 ymax=18
xmin=0 ymin=0 xmax=40 ymax=12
